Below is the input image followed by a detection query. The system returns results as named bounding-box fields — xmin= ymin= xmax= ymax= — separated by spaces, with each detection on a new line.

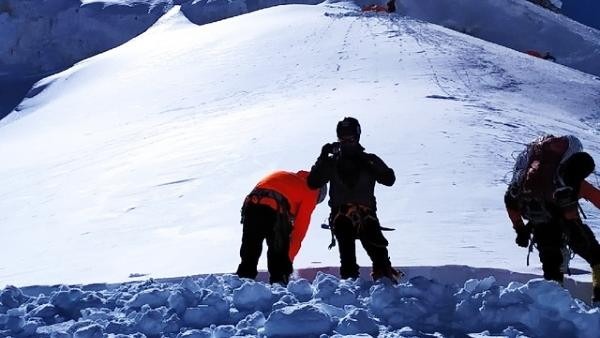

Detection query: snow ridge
xmin=2 ymin=272 xmax=599 ymax=337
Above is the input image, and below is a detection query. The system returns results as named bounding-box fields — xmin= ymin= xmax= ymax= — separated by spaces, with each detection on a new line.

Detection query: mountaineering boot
xmin=592 ymin=264 xmax=600 ymax=306
xmin=269 ymin=273 xmax=290 ymax=286
xmin=559 ymin=244 xmax=572 ymax=275
xmin=371 ymin=265 xmax=404 ymax=284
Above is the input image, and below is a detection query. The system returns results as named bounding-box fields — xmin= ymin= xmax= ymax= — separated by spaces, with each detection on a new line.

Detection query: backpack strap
xmin=332 ymin=204 xmax=376 ymax=234
xmin=241 ymin=188 xmax=293 ymax=253
xmin=243 ymin=188 xmax=291 ymax=216
xmin=241 ymin=188 xmax=292 ymax=227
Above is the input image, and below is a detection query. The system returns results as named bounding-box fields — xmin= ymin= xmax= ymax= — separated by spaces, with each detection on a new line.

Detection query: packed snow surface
xmin=1 ymin=271 xmax=600 ymax=337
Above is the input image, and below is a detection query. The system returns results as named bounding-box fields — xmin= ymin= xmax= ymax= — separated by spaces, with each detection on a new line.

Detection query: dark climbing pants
xmin=332 ymin=211 xmax=391 ymax=279
xmin=236 ymin=204 xmax=293 ymax=284
xmin=533 ymin=219 xmax=600 ymax=282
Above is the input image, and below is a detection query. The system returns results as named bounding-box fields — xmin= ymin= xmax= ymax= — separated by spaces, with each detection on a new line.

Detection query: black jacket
xmin=307 ymin=143 xmax=395 ymax=210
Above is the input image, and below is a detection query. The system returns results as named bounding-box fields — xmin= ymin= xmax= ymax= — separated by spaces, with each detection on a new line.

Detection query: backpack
xmin=509 ymin=135 xmax=582 ymax=222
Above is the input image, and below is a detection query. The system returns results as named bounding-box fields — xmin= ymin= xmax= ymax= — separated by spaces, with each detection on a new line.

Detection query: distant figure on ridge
xmin=362 ymin=0 xmax=396 ymax=13
xmin=525 ymin=50 xmax=556 ymax=62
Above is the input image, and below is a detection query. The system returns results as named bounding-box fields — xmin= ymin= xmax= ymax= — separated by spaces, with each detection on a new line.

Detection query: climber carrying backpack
xmin=504 ymin=134 xmax=600 ymax=305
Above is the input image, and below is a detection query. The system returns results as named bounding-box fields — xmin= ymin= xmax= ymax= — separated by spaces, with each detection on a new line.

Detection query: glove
xmin=554 ymin=186 xmax=577 ymax=208
xmin=514 ymin=226 xmax=531 ymax=248
xmin=361 ymin=153 xmax=384 ymax=171
xmin=320 ymin=143 xmax=340 ymax=159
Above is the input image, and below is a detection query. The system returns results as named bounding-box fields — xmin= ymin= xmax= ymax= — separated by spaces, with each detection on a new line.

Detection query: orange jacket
xmin=253 ymin=170 xmax=320 ymax=262
xmin=507 ymin=179 xmax=600 ymax=227
xmin=580 ymin=180 xmax=600 ymax=208
xmin=526 ymin=50 xmax=543 ymax=58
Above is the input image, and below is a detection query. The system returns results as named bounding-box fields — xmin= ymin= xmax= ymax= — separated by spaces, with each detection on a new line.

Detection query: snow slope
xmin=2 ymin=0 xmax=600 ymax=119
xmin=1 ymin=2 xmax=600 ymax=290
xmin=0 ymin=0 xmax=173 ymax=117
xmin=395 ymin=0 xmax=600 ymax=76
xmin=2 ymin=0 xmax=598 ymax=78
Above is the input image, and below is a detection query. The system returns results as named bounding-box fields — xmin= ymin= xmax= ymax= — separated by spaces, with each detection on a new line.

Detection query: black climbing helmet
xmin=336 ymin=117 xmax=361 ymax=141
xmin=560 ymin=152 xmax=595 ymax=186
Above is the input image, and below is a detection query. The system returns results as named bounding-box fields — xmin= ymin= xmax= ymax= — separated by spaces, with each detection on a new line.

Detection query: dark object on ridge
xmin=527 ymin=0 xmax=560 ymax=12
xmin=526 ymin=50 xmax=556 ymax=62
xmin=386 ymin=0 xmax=396 ymax=13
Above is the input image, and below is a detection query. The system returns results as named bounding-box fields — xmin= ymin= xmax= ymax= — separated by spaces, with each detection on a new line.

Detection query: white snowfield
xmin=1 ymin=1 xmax=600 ymax=336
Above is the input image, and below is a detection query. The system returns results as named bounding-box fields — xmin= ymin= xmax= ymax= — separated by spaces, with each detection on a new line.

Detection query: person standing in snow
xmin=236 ymin=170 xmax=327 ymax=285
xmin=362 ymin=1 xmax=395 ymax=13
xmin=307 ymin=117 xmax=401 ymax=283
xmin=386 ymin=0 xmax=396 ymax=13
xmin=525 ymin=50 xmax=556 ymax=62
xmin=504 ymin=135 xmax=600 ymax=304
